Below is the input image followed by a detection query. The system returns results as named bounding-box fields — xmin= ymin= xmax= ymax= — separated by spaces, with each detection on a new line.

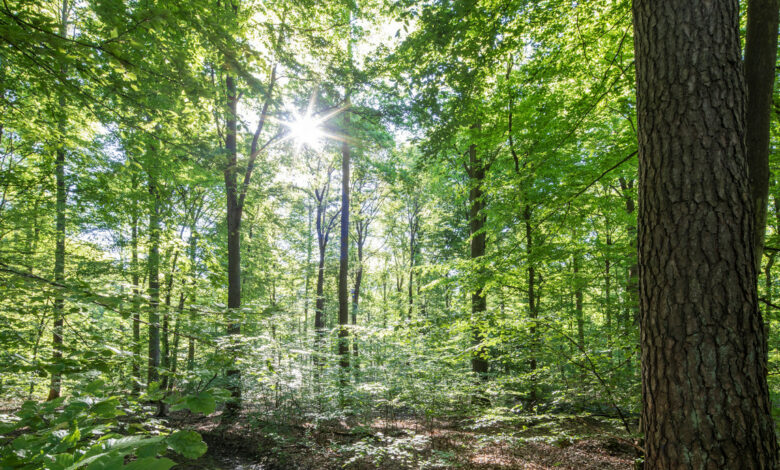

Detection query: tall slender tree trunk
xmin=147 ymin=168 xmax=161 ymax=397
xmin=314 ymin=189 xmax=330 ymax=373
xmin=187 ymin=230 xmax=197 ymax=371
xmin=352 ymin=237 xmax=364 ymax=362
xmin=618 ymin=177 xmax=638 ymax=332
xmin=314 ymin=250 xmax=326 ymax=367
xmin=745 ymin=0 xmax=779 ymax=271
xmin=524 ymin=204 xmax=537 ymax=404
xmin=304 ymin=203 xmax=313 ymax=335
xmin=765 ymin=254 xmax=775 ymax=347
xmin=573 ymin=253 xmax=584 ymax=381
xmin=408 ymin=225 xmax=415 ymax=319
xmin=170 ymin=290 xmax=184 ymax=389
xmin=573 ymin=254 xmax=584 ymax=349
xmin=131 ymin=190 xmax=141 ymax=395
xmin=47 ymin=0 xmax=69 ymax=401
xmin=633 ymin=1 xmax=777 ymax=466
xmin=161 ymin=252 xmax=179 ymax=396
xmin=337 ymin=100 xmax=351 ymax=381
xmin=224 ymin=71 xmax=243 ymax=414
xmin=468 ymin=141 xmax=488 ymax=379
xmin=605 ymin=233 xmax=612 ymax=358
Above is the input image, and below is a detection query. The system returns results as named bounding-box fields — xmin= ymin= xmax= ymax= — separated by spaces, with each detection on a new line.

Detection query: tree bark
xmin=161 ymin=249 xmax=179 ymax=396
xmin=47 ymin=0 xmax=69 ymax=402
xmin=338 ymin=100 xmax=351 ymax=382
xmin=745 ymin=0 xmax=779 ymax=271
xmin=131 ymin=180 xmax=141 ymax=395
xmin=314 ymin=175 xmax=336 ymax=372
xmin=618 ymin=177 xmax=638 ymax=332
xmin=605 ymin=233 xmax=612 ymax=348
xmin=524 ymin=204 xmax=537 ymax=403
xmin=573 ymin=253 xmax=585 ymax=381
xmin=765 ymin=254 xmax=774 ymax=347
xmin=147 ymin=167 xmax=161 ymax=394
xmin=304 ymin=203 xmax=313 ymax=335
xmin=223 ymin=71 xmax=242 ymax=414
xmin=633 ymin=1 xmax=778 ymax=467
xmin=352 ymin=241 xmax=363 ymax=360
xmin=408 ymin=225 xmax=415 ymax=319
xmin=573 ymin=254 xmax=584 ymax=352
xmin=468 ymin=141 xmax=488 ymax=378
xmin=187 ymin=229 xmax=197 ymax=371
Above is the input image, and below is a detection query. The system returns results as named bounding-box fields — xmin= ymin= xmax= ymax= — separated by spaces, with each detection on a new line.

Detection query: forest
xmin=0 ymin=0 xmax=778 ymax=469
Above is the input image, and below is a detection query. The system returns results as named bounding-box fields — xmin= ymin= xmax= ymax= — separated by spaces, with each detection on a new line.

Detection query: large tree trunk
xmin=337 ymin=102 xmax=351 ymax=380
xmin=468 ymin=141 xmax=488 ymax=378
xmin=47 ymin=0 xmax=69 ymax=401
xmin=745 ymin=0 xmax=779 ymax=271
xmin=633 ymin=1 xmax=777 ymax=467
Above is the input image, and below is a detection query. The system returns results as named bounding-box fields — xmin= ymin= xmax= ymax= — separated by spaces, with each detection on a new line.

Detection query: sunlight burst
xmin=287 ymin=112 xmax=325 ymax=148
xmin=277 ymin=92 xmax=350 ymax=150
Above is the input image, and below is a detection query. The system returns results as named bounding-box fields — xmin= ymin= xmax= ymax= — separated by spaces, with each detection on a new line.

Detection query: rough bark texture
xmin=338 ymin=104 xmax=351 ymax=378
xmin=633 ymin=1 xmax=777 ymax=467
xmin=468 ymin=141 xmax=488 ymax=377
xmin=745 ymin=0 xmax=779 ymax=271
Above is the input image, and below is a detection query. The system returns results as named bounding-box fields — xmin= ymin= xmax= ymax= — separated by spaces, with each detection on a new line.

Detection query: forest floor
xmin=170 ymin=410 xmax=640 ymax=470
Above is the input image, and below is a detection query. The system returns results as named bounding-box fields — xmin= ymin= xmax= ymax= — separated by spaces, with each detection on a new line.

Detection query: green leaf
xmin=170 ymin=391 xmax=215 ymax=415
xmin=51 ymin=453 xmax=76 ymax=469
xmin=90 ymin=398 xmax=124 ymax=418
xmin=122 ymin=457 xmax=176 ymax=470
xmin=85 ymin=379 xmax=106 ymax=395
xmin=136 ymin=441 xmax=167 ymax=458
xmin=84 ymin=452 xmax=124 ymax=470
xmin=166 ymin=430 xmax=207 ymax=459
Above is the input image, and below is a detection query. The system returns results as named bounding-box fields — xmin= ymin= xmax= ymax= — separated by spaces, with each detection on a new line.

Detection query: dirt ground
xmin=170 ymin=411 xmax=640 ymax=470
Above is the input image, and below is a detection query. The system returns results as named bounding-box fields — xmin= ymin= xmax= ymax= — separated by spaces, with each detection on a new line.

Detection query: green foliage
xmin=0 ymin=393 xmax=206 ymax=469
